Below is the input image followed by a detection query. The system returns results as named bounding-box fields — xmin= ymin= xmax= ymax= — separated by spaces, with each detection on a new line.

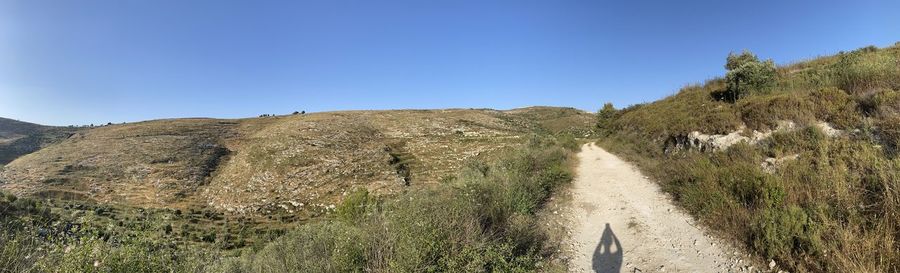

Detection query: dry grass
xmin=1 ymin=133 xmax=581 ymax=273
xmin=598 ymin=43 xmax=900 ymax=272
xmin=0 ymin=108 xmax=592 ymax=222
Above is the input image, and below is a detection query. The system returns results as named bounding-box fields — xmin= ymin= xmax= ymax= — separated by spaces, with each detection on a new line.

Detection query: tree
xmin=725 ymin=50 xmax=760 ymax=70
xmin=725 ymin=50 xmax=776 ymax=101
xmin=596 ymin=103 xmax=617 ymax=136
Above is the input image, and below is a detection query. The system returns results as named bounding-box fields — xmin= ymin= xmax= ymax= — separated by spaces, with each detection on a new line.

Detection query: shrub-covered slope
xmin=1 ymin=134 xmax=579 ymax=273
xmin=0 ymin=108 xmax=592 ymax=218
xmin=598 ymin=43 xmax=900 ymax=272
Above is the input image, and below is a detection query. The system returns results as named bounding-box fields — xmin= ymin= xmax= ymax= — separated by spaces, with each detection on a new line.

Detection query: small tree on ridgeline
xmin=724 ymin=50 xmax=776 ymax=102
xmin=596 ymin=103 xmax=618 ymax=136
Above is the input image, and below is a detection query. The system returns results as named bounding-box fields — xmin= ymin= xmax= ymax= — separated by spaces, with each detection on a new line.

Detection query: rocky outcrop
xmin=666 ymin=121 xmax=841 ymax=153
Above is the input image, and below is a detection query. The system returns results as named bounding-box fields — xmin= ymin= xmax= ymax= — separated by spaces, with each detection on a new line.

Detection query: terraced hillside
xmin=0 ymin=108 xmax=593 ymax=219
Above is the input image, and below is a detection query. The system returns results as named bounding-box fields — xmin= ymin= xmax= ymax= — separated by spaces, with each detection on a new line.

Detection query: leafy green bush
xmin=725 ymin=51 xmax=777 ymax=101
xmin=595 ymin=103 xmax=618 ymax=136
xmin=725 ymin=50 xmax=761 ymax=71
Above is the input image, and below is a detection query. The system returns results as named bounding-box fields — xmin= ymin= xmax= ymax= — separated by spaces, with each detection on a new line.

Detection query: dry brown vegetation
xmin=0 ymin=109 xmax=586 ymax=272
xmin=0 ymin=108 xmax=592 ymax=222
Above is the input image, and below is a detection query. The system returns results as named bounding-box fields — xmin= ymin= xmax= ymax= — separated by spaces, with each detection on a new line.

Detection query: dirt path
xmin=567 ymin=143 xmax=757 ymax=273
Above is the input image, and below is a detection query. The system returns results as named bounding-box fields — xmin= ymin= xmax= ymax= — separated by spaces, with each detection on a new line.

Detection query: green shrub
xmin=31 ymin=237 xmax=214 ymax=273
xmin=809 ymin=87 xmax=860 ymax=129
xmin=763 ymin=126 xmax=827 ymax=157
xmin=555 ymin=133 xmax=579 ymax=151
xmin=726 ymin=51 xmax=777 ymax=101
xmin=751 ymin=206 xmax=821 ymax=259
xmin=720 ymin=165 xmax=784 ymax=209
xmin=1 ymin=233 xmax=43 ymax=273
xmin=738 ymin=93 xmax=815 ymax=130
xmin=335 ymin=189 xmax=374 ymax=222
xmin=228 ymin=221 xmax=366 ymax=273
xmin=595 ymin=103 xmax=618 ymax=136
xmin=725 ymin=50 xmax=761 ymax=71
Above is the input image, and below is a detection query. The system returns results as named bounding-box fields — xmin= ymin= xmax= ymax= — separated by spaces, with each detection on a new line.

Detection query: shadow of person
xmin=592 ymin=223 xmax=623 ymax=273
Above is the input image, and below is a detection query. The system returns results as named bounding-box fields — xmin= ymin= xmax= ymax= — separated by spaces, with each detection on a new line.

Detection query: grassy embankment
xmin=597 ymin=43 xmax=900 ymax=272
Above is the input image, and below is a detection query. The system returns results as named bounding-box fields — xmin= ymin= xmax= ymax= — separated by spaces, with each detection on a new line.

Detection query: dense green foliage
xmin=598 ymin=43 xmax=900 ymax=272
xmin=595 ymin=103 xmax=618 ymax=136
xmin=1 ymin=135 xmax=577 ymax=272
xmin=725 ymin=50 xmax=777 ymax=101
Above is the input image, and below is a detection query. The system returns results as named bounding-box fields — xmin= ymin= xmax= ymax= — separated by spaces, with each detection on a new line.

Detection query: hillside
xmin=0 ymin=108 xmax=593 ymax=218
xmin=0 ymin=118 xmax=80 ymax=165
xmin=597 ymin=43 xmax=900 ymax=272
xmin=0 ymin=118 xmax=46 ymax=138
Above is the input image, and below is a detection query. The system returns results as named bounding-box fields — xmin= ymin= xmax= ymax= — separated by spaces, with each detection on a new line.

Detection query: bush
xmin=721 ymin=164 xmax=783 ymax=209
xmin=809 ymin=87 xmax=860 ymax=129
xmin=35 ymin=238 xmax=215 ymax=273
xmin=725 ymin=50 xmax=761 ymax=71
xmin=751 ymin=206 xmax=821 ymax=259
xmin=221 ymin=221 xmax=366 ymax=273
xmin=1 ymin=233 xmax=43 ymax=273
xmin=738 ymin=92 xmax=815 ymax=130
xmin=596 ymin=103 xmax=618 ymax=136
xmin=334 ymin=189 xmax=374 ymax=222
xmin=725 ymin=52 xmax=777 ymax=101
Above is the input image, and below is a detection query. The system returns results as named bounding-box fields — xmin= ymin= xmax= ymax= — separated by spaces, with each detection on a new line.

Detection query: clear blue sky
xmin=1 ymin=0 xmax=898 ymax=126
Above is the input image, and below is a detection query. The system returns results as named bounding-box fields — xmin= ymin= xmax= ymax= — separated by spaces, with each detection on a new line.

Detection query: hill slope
xmin=598 ymin=43 xmax=900 ymax=272
xmin=0 ymin=118 xmax=79 ymax=165
xmin=0 ymin=108 xmax=593 ymax=218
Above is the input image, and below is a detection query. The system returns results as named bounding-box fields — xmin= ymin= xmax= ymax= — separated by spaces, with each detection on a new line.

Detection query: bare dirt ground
xmin=567 ymin=143 xmax=761 ymax=273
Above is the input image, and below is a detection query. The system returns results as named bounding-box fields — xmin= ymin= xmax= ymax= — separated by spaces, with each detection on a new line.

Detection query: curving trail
xmin=567 ymin=143 xmax=756 ymax=273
